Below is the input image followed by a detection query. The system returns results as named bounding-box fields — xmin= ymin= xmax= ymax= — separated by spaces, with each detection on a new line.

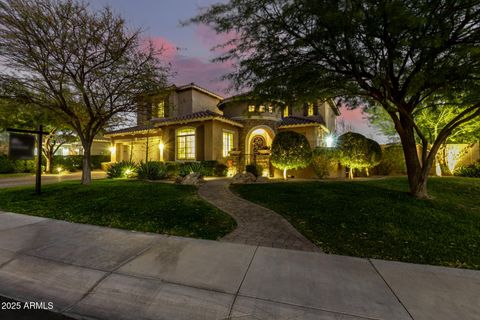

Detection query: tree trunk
xmin=365 ymin=167 xmax=370 ymax=177
xmin=45 ymin=155 xmax=52 ymax=174
xmin=348 ymin=167 xmax=353 ymax=179
xmin=81 ymin=141 xmax=92 ymax=185
xmin=283 ymin=168 xmax=287 ymax=180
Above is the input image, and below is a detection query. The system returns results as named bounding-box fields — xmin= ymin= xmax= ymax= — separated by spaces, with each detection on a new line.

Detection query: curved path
xmin=198 ymin=179 xmax=320 ymax=252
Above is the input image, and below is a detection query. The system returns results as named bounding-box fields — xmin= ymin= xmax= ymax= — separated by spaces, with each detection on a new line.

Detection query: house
xmin=104 ymin=83 xmax=340 ymax=178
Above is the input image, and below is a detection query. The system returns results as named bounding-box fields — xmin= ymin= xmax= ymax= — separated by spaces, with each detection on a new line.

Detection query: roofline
xmin=104 ymin=127 xmax=160 ymax=137
xmin=175 ymin=83 xmax=224 ymax=100
xmin=278 ymin=123 xmax=329 ymax=132
xmin=154 ymin=115 xmax=243 ymax=128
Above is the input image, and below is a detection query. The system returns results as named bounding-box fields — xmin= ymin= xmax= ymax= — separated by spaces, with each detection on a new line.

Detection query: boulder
xmin=255 ymin=176 xmax=270 ymax=184
xmin=176 ymin=172 xmax=205 ymax=185
xmin=231 ymin=172 xmax=256 ymax=184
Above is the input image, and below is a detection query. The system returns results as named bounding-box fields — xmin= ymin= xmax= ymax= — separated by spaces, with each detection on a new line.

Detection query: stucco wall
xmin=191 ymin=90 xmax=222 ymax=114
xmin=222 ymin=101 xmax=282 ymax=121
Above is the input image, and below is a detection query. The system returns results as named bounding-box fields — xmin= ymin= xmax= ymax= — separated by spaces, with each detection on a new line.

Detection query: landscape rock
xmin=255 ymin=176 xmax=270 ymax=184
xmin=231 ymin=172 xmax=256 ymax=184
xmin=176 ymin=172 xmax=205 ymax=185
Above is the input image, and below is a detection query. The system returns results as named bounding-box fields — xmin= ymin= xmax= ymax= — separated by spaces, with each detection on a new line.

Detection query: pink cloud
xmin=142 ymin=36 xmax=178 ymax=61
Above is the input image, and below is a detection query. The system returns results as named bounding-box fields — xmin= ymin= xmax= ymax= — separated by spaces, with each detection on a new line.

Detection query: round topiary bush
xmin=337 ymin=132 xmax=382 ymax=178
xmin=271 ymin=131 xmax=312 ymax=179
xmin=311 ymin=147 xmax=339 ymax=178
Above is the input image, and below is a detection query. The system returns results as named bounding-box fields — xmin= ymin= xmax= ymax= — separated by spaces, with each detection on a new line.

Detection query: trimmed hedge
xmin=0 ymin=155 xmax=37 ymax=173
xmin=53 ymin=155 xmax=110 ymax=171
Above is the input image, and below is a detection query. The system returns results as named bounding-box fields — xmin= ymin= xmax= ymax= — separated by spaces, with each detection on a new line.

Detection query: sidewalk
xmin=0 ymin=171 xmax=106 ymax=188
xmin=0 ymin=211 xmax=478 ymax=320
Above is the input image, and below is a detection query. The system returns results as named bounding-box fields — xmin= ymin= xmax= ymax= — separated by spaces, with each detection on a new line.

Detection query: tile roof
xmin=105 ymin=110 xmax=243 ymax=136
xmin=279 ymin=116 xmax=326 ymax=127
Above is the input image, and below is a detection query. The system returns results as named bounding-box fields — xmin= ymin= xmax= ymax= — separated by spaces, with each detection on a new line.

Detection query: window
xmin=268 ymin=105 xmax=273 ymax=113
xmin=307 ymin=103 xmax=314 ymax=116
xmin=283 ymin=106 xmax=289 ymax=118
xmin=177 ymin=128 xmax=195 ymax=160
xmin=248 ymin=105 xmax=256 ymax=112
xmin=156 ymin=101 xmax=165 ymax=118
xmin=258 ymin=105 xmax=266 ymax=112
xmin=223 ymin=131 xmax=234 ymax=157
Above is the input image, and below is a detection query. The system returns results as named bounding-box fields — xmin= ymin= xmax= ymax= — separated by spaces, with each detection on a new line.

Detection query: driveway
xmin=0 ymin=171 xmax=106 ymax=188
xmin=0 ymin=211 xmax=478 ymax=320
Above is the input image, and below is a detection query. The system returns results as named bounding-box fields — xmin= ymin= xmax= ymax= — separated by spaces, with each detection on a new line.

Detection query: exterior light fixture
xmin=56 ymin=167 xmax=63 ymax=173
xmin=325 ymin=135 xmax=335 ymax=148
xmin=159 ymin=142 xmax=165 ymax=162
xmin=109 ymin=146 xmax=116 ymax=154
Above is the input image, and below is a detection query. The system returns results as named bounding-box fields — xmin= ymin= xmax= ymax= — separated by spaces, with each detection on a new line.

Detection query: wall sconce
xmin=325 ymin=135 xmax=335 ymax=148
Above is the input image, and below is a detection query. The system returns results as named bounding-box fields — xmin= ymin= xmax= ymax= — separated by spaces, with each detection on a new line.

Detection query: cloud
xmin=194 ymin=24 xmax=238 ymax=54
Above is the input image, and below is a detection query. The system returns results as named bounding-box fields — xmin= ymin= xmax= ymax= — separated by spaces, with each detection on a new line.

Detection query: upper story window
xmin=283 ymin=106 xmax=289 ymax=118
xmin=177 ymin=128 xmax=195 ymax=160
xmin=223 ymin=131 xmax=234 ymax=157
xmin=307 ymin=103 xmax=314 ymax=116
xmin=258 ymin=105 xmax=266 ymax=112
xmin=248 ymin=105 xmax=256 ymax=112
xmin=156 ymin=101 xmax=165 ymax=118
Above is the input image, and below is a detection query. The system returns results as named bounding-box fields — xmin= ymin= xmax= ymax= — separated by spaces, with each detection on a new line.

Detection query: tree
xmin=270 ymin=131 xmax=312 ymax=179
xmin=337 ymin=132 xmax=381 ymax=179
xmin=0 ymin=99 xmax=75 ymax=173
xmin=190 ymin=0 xmax=480 ymax=198
xmin=365 ymin=103 xmax=480 ymax=174
xmin=0 ymin=0 xmax=169 ymax=184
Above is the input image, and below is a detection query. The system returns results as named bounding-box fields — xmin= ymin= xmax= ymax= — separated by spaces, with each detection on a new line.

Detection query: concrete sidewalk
xmin=0 ymin=212 xmax=478 ymax=320
xmin=0 ymin=171 xmax=106 ymax=188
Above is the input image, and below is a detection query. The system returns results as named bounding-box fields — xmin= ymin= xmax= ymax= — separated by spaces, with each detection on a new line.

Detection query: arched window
xmin=177 ymin=128 xmax=195 ymax=160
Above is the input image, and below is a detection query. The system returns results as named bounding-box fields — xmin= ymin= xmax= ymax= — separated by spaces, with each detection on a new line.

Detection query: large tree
xmin=190 ymin=0 xmax=480 ymax=198
xmin=0 ymin=0 xmax=169 ymax=184
xmin=365 ymin=102 xmax=480 ymax=174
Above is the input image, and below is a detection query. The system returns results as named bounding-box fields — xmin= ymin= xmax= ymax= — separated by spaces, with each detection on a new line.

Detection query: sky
xmin=91 ymin=0 xmax=385 ymax=142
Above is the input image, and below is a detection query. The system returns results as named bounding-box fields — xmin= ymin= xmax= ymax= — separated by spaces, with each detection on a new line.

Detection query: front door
xmin=251 ymin=135 xmax=266 ymax=155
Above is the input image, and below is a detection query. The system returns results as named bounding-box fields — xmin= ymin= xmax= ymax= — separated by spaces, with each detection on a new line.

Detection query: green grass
xmin=0 ymin=179 xmax=236 ymax=240
xmin=232 ymin=177 xmax=480 ymax=269
xmin=0 ymin=173 xmax=33 ymax=179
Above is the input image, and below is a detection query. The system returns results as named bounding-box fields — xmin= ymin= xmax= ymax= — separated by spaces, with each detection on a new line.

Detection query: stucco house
xmin=105 ymin=83 xmax=340 ymax=178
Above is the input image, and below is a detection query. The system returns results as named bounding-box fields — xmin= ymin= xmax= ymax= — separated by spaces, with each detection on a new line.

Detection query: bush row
xmin=454 ymin=162 xmax=480 ymax=178
xmin=106 ymin=160 xmax=228 ymax=180
xmin=0 ymin=155 xmax=37 ymax=173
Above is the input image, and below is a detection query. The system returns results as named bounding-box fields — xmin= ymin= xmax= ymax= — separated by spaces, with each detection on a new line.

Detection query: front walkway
xmin=0 ymin=212 xmax=478 ymax=320
xmin=198 ymin=178 xmax=319 ymax=252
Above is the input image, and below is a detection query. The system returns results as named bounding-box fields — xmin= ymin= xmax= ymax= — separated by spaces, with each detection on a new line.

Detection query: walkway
xmin=198 ymin=178 xmax=319 ymax=252
xmin=0 ymin=171 xmax=106 ymax=188
xmin=0 ymin=212 xmax=478 ymax=320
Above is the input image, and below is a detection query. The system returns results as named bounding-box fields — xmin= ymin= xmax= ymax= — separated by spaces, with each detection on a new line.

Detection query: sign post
xmin=7 ymin=125 xmax=49 ymax=195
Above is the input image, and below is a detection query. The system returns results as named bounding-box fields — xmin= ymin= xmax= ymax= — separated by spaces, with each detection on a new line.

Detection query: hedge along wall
xmin=53 ymin=155 xmax=111 ymax=171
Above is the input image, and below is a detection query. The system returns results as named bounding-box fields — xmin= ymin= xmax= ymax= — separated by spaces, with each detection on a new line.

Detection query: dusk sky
xmin=92 ymin=0 xmax=386 ymax=142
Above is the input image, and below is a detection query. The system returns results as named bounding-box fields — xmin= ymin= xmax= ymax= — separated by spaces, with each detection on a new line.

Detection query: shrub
xmin=454 ymin=162 xmax=480 ymax=178
xmin=106 ymin=161 xmax=137 ymax=179
xmin=164 ymin=162 xmax=180 ymax=178
xmin=53 ymin=155 xmax=110 ymax=171
xmin=337 ymin=132 xmax=382 ymax=178
xmin=271 ymin=131 xmax=312 ymax=179
xmin=0 ymin=155 xmax=15 ymax=173
xmin=375 ymin=144 xmax=407 ymax=175
xmin=245 ymin=163 xmax=263 ymax=177
xmin=14 ymin=159 xmax=37 ymax=173
xmin=137 ymin=161 xmax=167 ymax=180
xmin=311 ymin=148 xmax=339 ymax=178
xmin=179 ymin=162 xmax=205 ymax=177
xmin=200 ymin=160 xmax=218 ymax=176
xmin=214 ymin=163 xmax=228 ymax=177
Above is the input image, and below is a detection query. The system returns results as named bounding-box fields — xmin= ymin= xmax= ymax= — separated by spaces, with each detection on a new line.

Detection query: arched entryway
xmin=245 ymin=125 xmax=275 ymax=176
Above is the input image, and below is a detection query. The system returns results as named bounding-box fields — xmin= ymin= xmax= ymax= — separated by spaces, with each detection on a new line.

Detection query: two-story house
xmin=105 ymin=83 xmax=340 ymax=178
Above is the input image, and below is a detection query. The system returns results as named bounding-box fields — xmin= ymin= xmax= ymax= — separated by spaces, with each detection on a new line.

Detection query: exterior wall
xmin=222 ymin=101 xmax=282 ymax=121
xmin=191 ymin=90 xmax=222 ymax=114
xmin=211 ymin=121 xmax=240 ymax=162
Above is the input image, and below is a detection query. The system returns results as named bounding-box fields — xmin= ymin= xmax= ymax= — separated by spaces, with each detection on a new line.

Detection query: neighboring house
xmin=104 ymin=83 xmax=340 ymax=178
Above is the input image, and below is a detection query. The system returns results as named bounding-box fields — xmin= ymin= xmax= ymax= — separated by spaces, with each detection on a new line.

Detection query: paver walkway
xmin=0 ymin=212 xmax=479 ymax=320
xmin=198 ymin=178 xmax=319 ymax=252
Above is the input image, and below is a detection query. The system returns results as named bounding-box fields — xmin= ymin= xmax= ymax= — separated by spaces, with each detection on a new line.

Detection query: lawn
xmin=232 ymin=177 xmax=480 ymax=269
xmin=0 ymin=179 xmax=236 ymax=240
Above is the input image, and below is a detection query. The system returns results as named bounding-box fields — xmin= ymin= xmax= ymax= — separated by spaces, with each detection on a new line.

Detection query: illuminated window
xmin=156 ymin=101 xmax=165 ymax=118
xmin=307 ymin=103 xmax=314 ymax=116
xmin=259 ymin=105 xmax=266 ymax=112
xmin=177 ymin=128 xmax=195 ymax=160
xmin=283 ymin=106 xmax=289 ymax=117
xmin=223 ymin=131 xmax=234 ymax=157
xmin=268 ymin=105 xmax=273 ymax=113
xmin=248 ymin=105 xmax=255 ymax=112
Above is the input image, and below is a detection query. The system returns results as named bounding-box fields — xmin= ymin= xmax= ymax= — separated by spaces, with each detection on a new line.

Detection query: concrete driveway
xmin=0 ymin=171 xmax=106 ymax=188
xmin=0 ymin=211 xmax=478 ymax=320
